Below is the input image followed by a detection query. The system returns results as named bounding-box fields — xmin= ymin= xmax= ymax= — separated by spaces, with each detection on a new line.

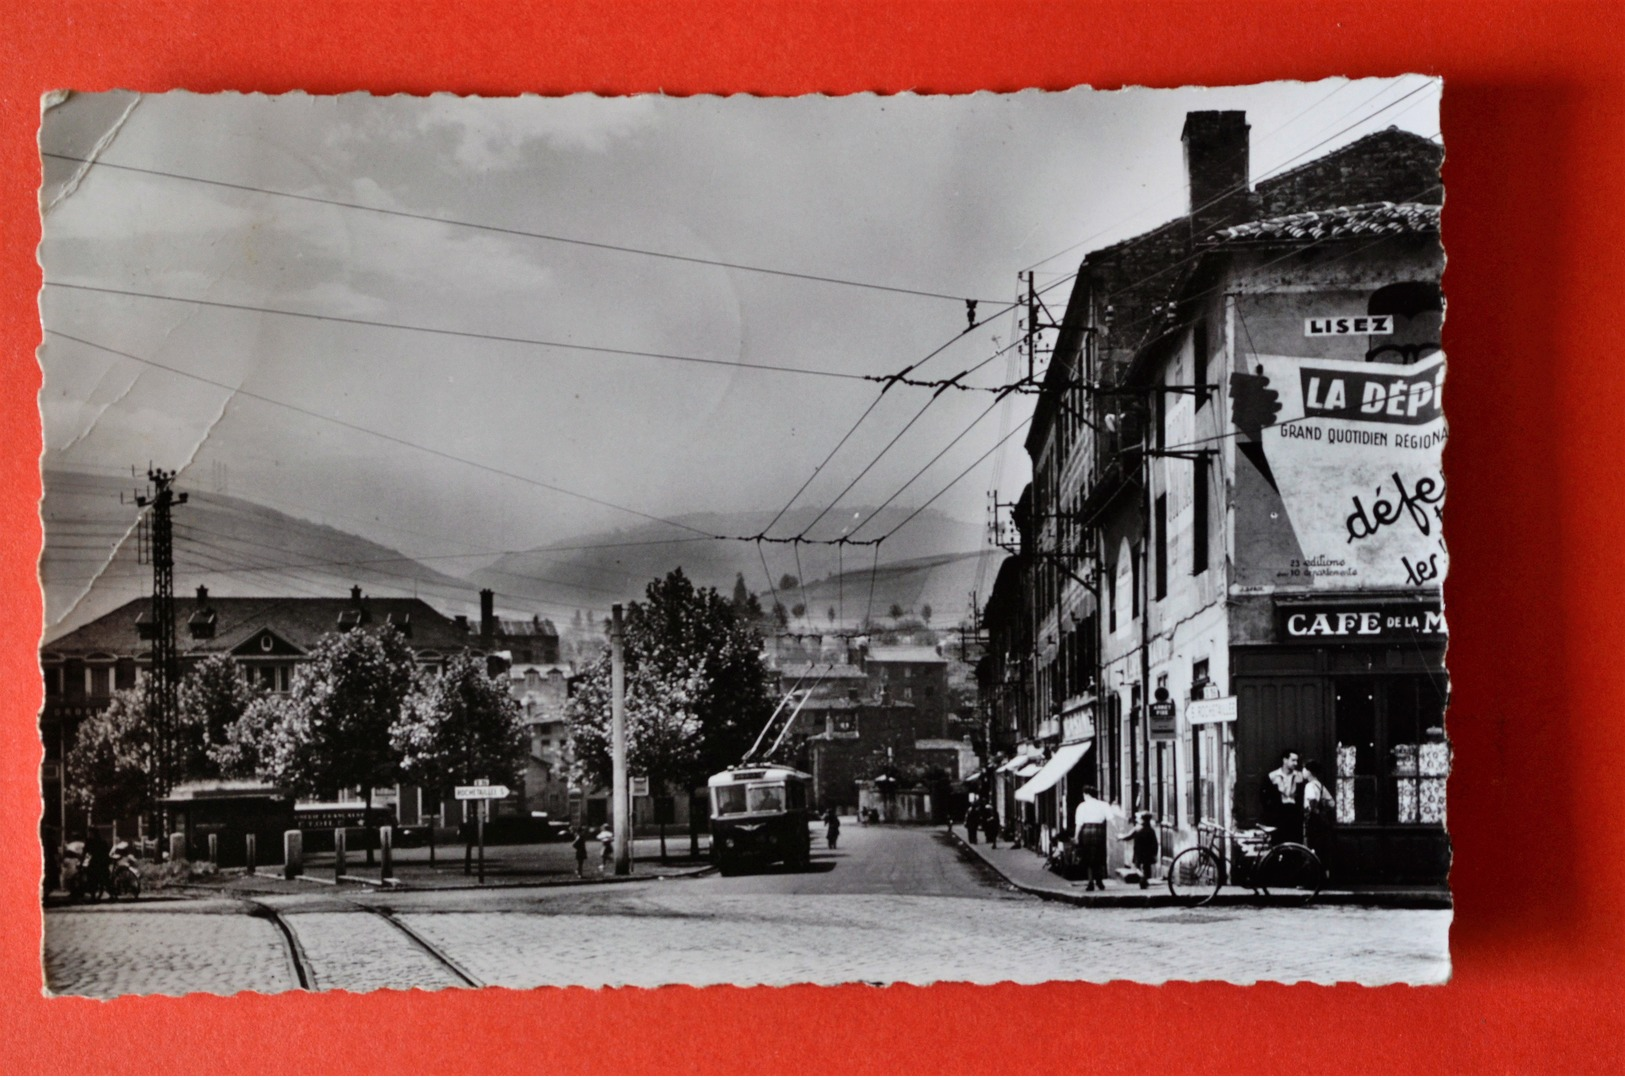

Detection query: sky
xmin=37 ymin=77 xmax=1441 ymax=619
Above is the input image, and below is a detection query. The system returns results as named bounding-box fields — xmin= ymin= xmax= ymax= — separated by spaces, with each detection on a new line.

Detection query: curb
xmin=946 ymin=828 xmax=1451 ymax=910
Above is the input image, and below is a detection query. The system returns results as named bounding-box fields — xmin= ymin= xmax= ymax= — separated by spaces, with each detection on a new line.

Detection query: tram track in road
xmin=242 ymin=897 xmax=482 ymax=991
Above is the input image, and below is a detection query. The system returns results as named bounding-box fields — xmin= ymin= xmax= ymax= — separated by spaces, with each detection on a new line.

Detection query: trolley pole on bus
xmin=611 ymin=604 xmax=631 ymax=876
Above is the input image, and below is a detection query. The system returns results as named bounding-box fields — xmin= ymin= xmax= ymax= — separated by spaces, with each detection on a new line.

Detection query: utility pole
xmin=136 ymin=467 xmax=187 ymax=817
xmin=610 ymin=604 xmax=631 ymax=875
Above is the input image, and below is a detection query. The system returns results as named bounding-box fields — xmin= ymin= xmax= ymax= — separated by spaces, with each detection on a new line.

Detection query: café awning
xmin=1014 ymin=740 xmax=1093 ymax=803
xmin=996 ymin=753 xmax=1034 ymax=774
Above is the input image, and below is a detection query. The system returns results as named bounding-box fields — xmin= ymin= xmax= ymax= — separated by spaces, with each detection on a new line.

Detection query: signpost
xmin=1148 ymin=687 xmax=1178 ymax=741
xmin=455 ymin=782 xmax=509 ymax=884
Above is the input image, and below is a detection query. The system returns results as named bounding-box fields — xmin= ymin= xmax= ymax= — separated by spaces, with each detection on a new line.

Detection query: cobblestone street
xmin=43 ymin=826 xmax=1449 ymax=997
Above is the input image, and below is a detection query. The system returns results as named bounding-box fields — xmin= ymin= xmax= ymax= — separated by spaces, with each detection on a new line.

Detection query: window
xmin=1334 ymin=675 xmax=1448 ymax=826
xmin=1192 ymin=456 xmax=1209 ymax=574
xmin=1107 ymin=562 xmax=1117 ymax=632
xmin=1130 ymin=544 xmax=1142 ymax=618
xmin=88 ymin=665 xmax=111 ymax=697
xmin=43 ymin=667 xmax=62 ymax=697
xmin=1193 ymin=320 xmax=1211 ymax=409
xmin=747 ymin=785 xmax=784 ymax=812
xmin=712 ymin=784 xmax=748 ymax=815
xmin=1154 ymin=495 xmax=1168 ymax=601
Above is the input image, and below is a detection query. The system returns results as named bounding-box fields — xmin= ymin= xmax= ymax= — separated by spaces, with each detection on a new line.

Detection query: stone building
xmin=1001 ymin=111 xmax=1447 ymax=883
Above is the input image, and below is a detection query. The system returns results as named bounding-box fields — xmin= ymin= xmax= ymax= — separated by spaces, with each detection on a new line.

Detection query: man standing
xmin=1073 ymin=787 xmax=1112 ymax=891
xmin=1261 ymin=749 xmax=1305 ymax=842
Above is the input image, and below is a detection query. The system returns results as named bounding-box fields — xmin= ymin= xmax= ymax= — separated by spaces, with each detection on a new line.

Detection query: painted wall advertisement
xmin=1232 ymin=352 xmax=1446 ymax=592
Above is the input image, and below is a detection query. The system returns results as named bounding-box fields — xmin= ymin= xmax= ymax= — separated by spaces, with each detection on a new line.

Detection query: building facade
xmin=995 ymin=111 xmax=1448 ymax=884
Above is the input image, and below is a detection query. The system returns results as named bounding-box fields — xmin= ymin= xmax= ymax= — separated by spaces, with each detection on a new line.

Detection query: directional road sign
xmin=455 ymin=784 xmax=510 ymax=801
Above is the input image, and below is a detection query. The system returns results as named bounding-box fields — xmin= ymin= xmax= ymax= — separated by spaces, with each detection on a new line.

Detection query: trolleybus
xmin=707 ymin=764 xmax=812 ymax=875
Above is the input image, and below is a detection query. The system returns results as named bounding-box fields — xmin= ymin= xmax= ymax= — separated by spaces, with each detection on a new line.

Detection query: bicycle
xmin=1166 ymin=823 xmax=1325 ymax=907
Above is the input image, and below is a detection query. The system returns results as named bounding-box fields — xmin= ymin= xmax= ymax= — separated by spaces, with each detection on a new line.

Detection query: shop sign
xmin=1304 ymin=315 xmax=1395 ymax=337
xmin=1187 ymin=696 xmax=1237 ymax=725
xmin=1232 ymin=352 xmax=1448 ymax=593
xmin=1278 ymin=601 xmax=1447 ymax=641
xmin=1147 ymin=688 xmax=1177 ymax=741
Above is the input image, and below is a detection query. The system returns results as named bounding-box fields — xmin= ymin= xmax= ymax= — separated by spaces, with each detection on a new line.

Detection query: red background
xmin=3 ymin=2 xmax=1622 ymax=1073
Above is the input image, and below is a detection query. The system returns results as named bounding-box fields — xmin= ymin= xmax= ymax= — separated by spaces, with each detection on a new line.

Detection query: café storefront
xmin=1231 ymin=595 xmax=1449 ymax=886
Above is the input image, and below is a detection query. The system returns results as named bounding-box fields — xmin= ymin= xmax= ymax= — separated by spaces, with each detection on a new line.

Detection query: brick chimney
xmin=196 ymin=584 xmax=209 ymax=604
xmin=1182 ymin=110 xmax=1254 ymax=240
xmin=479 ymin=588 xmax=496 ymax=639
xmin=350 ymin=584 xmax=363 ymax=603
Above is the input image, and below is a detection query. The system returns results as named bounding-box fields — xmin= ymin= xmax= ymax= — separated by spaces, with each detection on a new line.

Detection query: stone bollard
xmin=379 ymin=825 xmax=393 ymax=880
xmin=169 ymin=832 xmax=186 ymax=864
xmin=245 ymin=834 xmax=257 ymax=876
xmin=283 ymin=830 xmax=303 ymax=880
xmin=334 ymin=828 xmax=347 ymax=881
xmin=207 ymin=833 xmax=219 ymax=866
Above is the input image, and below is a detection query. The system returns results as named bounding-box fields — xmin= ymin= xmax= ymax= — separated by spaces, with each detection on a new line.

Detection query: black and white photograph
xmin=36 ymin=78 xmax=1449 ymax=996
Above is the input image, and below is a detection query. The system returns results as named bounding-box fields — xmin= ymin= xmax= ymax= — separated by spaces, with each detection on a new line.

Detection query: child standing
xmin=571 ymin=828 xmax=589 ymax=878
xmin=1119 ymin=811 xmax=1160 ymax=889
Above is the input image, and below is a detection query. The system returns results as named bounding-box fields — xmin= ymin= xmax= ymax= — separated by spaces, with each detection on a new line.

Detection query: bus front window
xmin=713 ymin=784 xmax=748 ymax=815
xmin=748 ymin=785 xmax=785 ymax=812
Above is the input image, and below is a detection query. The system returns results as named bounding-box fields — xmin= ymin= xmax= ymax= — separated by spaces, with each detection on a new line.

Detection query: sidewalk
xmin=948 ymin=824 xmax=1450 ymax=909
xmin=191 ymin=835 xmax=716 ymax=895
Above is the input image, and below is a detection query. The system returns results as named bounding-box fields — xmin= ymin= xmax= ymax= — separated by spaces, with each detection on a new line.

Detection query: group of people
xmin=570 ymin=825 xmax=617 ymax=877
xmin=961 ymin=799 xmax=1002 ymax=848
xmin=1260 ymin=748 xmax=1335 ymax=855
xmin=1069 ymin=787 xmax=1158 ymax=891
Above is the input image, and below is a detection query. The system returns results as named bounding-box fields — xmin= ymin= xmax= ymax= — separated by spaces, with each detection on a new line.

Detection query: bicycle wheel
xmin=1257 ymin=843 xmax=1325 ymax=905
xmin=1167 ymin=846 xmax=1223 ymax=906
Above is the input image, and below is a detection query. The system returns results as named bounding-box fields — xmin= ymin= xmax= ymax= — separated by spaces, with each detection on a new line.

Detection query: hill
xmin=41 ymin=469 xmax=484 ymax=637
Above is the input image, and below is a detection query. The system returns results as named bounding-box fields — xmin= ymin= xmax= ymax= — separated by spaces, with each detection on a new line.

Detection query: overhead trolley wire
xmin=41 ymin=151 xmax=1007 ymax=307
xmin=43 ymin=282 xmax=871 ymax=385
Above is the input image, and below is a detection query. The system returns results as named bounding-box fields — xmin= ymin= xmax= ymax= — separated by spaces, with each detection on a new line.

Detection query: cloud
xmin=412 ymin=93 xmax=660 ymax=171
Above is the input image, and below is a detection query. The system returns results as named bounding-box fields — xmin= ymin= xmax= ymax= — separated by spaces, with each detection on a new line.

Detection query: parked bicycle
xmin=1167 ymin=823 xmax=1325 ymax=906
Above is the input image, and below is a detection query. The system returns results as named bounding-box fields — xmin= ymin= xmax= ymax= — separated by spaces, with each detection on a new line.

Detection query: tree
xmin=178 ymin=654 xmax=262 ymax=780
xmin=772 ymin=600 xmax=789 ymax=630
xmin=65 ymin=689 xmax=155 ymax=826
xmin=921 ymin=603 xmax=933 ymax=625
xmin=255 ymin=626 xmax=418 ymax=864
xmin=568 ymin=568 xmax=774 ymax=855
xmin=827 ymin=606 xmax=837 ymax=624
xmin=791 ymin=602 xmax=807 ymax=620
xmin=393 ymin=653 xmax=528 ymax=807
xmin=565 ymin=651 xmax=703 ymax=859
xmin=732 ymin=572 xmax=750 ymax=610
xmin=212 ymin=693 xmax=291 ymax=780
xmin=778 ymin=573 xmax=799 ymax=592
xmin=889 ymin=603 xmax=906 ymax=621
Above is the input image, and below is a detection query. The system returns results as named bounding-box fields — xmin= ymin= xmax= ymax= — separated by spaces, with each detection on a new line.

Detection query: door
xmin=1234 ymin=676 xmax=1330 ymax=828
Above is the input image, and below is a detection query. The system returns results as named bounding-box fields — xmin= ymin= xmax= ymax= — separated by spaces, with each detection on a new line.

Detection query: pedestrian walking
xmin=822 ymin=807 xmax=841 ymax=850
xmin=1073 ymin=787 xmax=1112 ymax=891
xmin=1120 ymin=811 xmax=1159 ymax=889
xmin=596 ymin=825 xmax=614 ymax=874
xmin=571 ymin=827 xmax=589 ymax=878
xmin=982 ymin=804 xmax=1001 ymax=849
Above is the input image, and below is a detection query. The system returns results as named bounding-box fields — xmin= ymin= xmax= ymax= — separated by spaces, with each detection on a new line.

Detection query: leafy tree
xmin=568 ymin=568 xmax=774 ymax=855
xmin=791 ymin=602 xmax=807 ymax=620
xmin=212 ymin=693 xmax=291 ymax=780
xmin=255 ymin=627 xmax=418 ymax=864
xmin=565 ymin=651 xmax=703 ymax=859
xmin=827 ymin=606 xmax=837 ymax=624
xmin=178 ymin=654 xmax=262 ymax=779
xmin=888 ymin=603 xmax=906 ymax=621
xmin=732 ymin=572 xmax=750 ymax=609
xmin=393 ymin=653 xmax=527 ymax=806
xmin=921 ymin=603 xmax=933 ymax=625
xmin=65 ymin=689 xmax=155 ymax=826
xmin=772 ymin=600 xmax=789 ymax=630
xmin=778 ymin=574 xmax=799 ymax=592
